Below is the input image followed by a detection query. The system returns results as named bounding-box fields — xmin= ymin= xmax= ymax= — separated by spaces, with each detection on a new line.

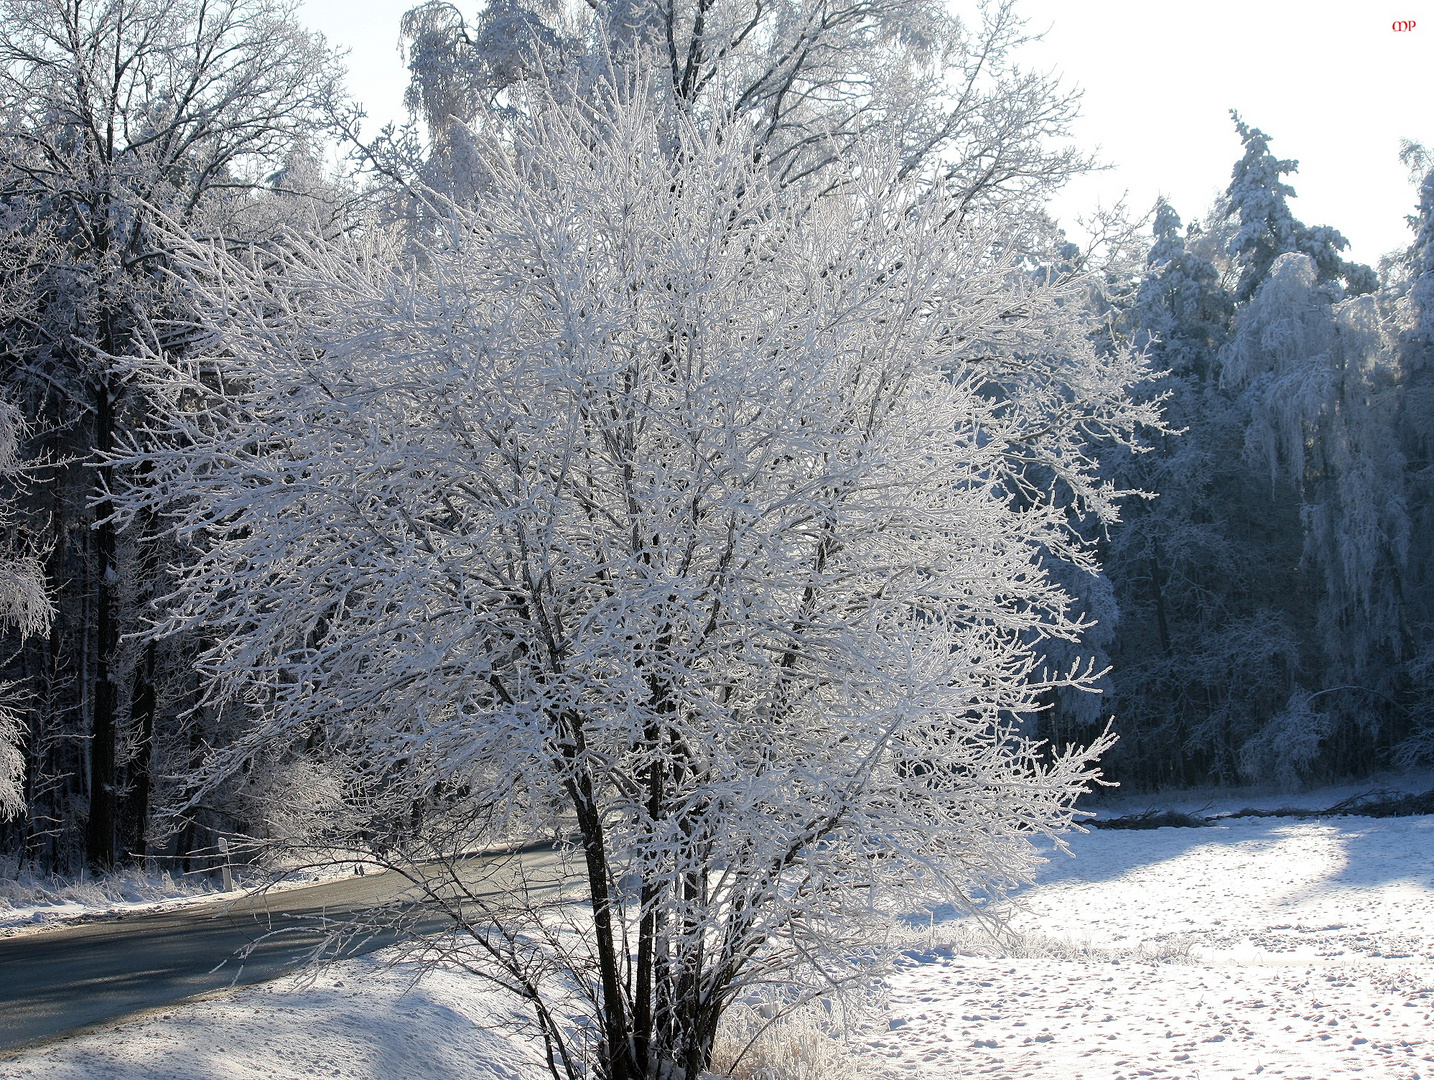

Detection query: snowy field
xmin=873 ymin=812 xmax=1434 ymax=1079
xmin=3 ymin=791 xmax=1432 ymax=1079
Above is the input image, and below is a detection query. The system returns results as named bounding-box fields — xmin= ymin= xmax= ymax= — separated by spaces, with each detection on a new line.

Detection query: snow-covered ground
xmin=875 ymin=812 xmax=1434 ymax=1079
xmin=0 ymin=957 xmax=552 ymax=1080
xmin=0 ymin=863 xmax=253 ymax=938
xmin=4 ymin=785 xmax=1433 ymax=1079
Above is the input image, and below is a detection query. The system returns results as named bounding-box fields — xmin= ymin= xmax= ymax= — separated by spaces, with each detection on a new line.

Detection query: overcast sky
xmin=299 ymin=0 xmax=1432 ymax=266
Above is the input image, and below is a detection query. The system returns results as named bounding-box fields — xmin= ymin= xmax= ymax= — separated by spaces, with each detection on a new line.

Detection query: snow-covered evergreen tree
xmin=1101 ymin=117 xmax=1428 ymax=790
xmin=1394 ymin=148 xmax=1434 ymax=763
xmin=1131 ymin=201 xmax=1233 ymax=378
xmin=1224 ymin=256 xmax=1409 ymax=672
xmin=1399 ymin=148 xmax=1434 ymax=559
xmin=1226 ymin=113 xmax=1377 ymax=302
xmin=1101 ymin=201 xmax=1310 ymax=786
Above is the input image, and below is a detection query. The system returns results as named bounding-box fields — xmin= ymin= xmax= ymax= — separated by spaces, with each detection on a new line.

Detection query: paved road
xmin=0 ymin=845 xmax=567 ymax=1053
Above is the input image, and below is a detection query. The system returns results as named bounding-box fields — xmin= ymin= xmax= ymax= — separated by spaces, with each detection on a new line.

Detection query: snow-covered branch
xmin=120 ymin=72 xmax=1138 ymax=1080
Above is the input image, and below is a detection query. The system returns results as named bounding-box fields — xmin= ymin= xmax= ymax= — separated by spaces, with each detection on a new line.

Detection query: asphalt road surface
xmin=0 ymin=845 xmax=568 ymax=1053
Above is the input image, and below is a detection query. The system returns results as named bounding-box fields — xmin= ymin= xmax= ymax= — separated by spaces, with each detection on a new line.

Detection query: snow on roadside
xmin=1 ymin=953 xmax=550 ymax=1080
xmin=0 ymin=856 xmax=380 ymax=938
xmin=3 ymin=802 xmax=1432 ymax=1079
xmin=0 ymin=863 xmax=228 ymax=937
xmin=1 ymin=838 xmax=552 ymax=938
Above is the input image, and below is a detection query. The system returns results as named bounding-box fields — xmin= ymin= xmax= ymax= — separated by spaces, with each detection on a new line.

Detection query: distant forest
xmin=1060 ymin=121 xmax=1434 ymax=794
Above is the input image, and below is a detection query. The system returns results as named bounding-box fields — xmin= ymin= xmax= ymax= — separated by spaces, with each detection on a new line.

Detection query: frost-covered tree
xmin=121 ymin=75 xmax=1148 ymax=1080
xmin=0 ymin=398 xmax=51 ymax=820
xmin=0 ymin=0 xmax=343 ymax=869
xmin=1225 ymin=112 xmax=1376 ymax=302
xmin=1392 ymin=147 xmax=1434 ymax=763
xmin=1221 ymin=253 xmax=1410 ymax=782
xmin=398 ymin=0 xmax=1085 ymax=216
xmin=0 ymin=401 xmax=47 ymax=658
xmin=1102 ymin=121 xmax=1423 ymax=789
xmin=1130 ymin=201 xmax=1233 ymax=379
xmin=1398 ymin=146 xmax=1434 ymax=557
xmin=1013 ymin=208 xmax=1149 ymax=758
xmin=1099 ymin=200 xmax=1309 ymax=786
xmin=1404 ymin=152 xmax=1434 ymax=357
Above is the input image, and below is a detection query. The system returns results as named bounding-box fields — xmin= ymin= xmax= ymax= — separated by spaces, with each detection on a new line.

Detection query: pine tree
xmin=1226 ymin=113 xmax=1377 ymax=303
xmin=1102 ymin=202 xmax=1310 ymax=786
xmin=1131 ymin=200 xmax=1233 ymax=378
xmin=1104 ymin=122 xmax=1415 ymax=789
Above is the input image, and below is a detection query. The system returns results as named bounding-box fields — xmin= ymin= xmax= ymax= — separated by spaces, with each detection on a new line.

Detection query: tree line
xmin=0 ymin=2 xmax=1431 ymax=1073
xmin=1 ymin=0 xmax=1430 ymax=869
xmin=1056 ymin=119 xmax=1434 ymax=792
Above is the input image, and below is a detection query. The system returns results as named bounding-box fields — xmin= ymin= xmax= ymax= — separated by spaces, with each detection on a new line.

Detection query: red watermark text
xmin=1393 ymin=19 xmax=1417 ymax=30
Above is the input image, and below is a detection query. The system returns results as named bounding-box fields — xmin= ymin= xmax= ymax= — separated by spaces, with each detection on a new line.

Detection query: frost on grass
xmin=0 ymin=857 xmax=225 ymax=933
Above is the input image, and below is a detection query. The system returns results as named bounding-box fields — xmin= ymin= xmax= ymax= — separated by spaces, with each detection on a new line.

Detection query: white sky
xmin=299 ymin=0 xmax=1432 ymax=266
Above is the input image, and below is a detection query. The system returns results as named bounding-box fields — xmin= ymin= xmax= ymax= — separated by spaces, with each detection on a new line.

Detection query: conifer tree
xmin=1102 ymin=202 xmax=1309 ymax=786
xmin=1104 ymin=121 xmax=1418 ymax=788
xmin=1222 ymin=254 xmax=1410 ymax=781
xmin=1226 ymin=113 xmax=1377 ymax=302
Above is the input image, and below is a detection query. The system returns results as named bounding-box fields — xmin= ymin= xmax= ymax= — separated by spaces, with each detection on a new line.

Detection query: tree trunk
xmin=560 ymin=704 xmax=634 ymax=1080
xmin=121 ymin=638 xmax=157 ymax=861
xmin=1151 ymin=541 xmax=1172 ymax=658
xmin=86 ymin=377 xmax=119 ymax=872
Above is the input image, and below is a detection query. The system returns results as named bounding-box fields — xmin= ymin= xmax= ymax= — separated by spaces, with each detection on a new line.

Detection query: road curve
xmin=0 ymin=845 xmax=567 ymax=1053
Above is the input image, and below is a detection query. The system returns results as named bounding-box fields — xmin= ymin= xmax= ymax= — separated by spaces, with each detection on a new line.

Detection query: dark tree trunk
xmin=86 ymin=377 xmax=119 ymax=872
xmin=1151 ymin=541 xmax=1173 ymax=658
xmin=121 ymin=638 xmax=157 ymax=860
xmin=569 ymin=772 xmax=633 ymax=1080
